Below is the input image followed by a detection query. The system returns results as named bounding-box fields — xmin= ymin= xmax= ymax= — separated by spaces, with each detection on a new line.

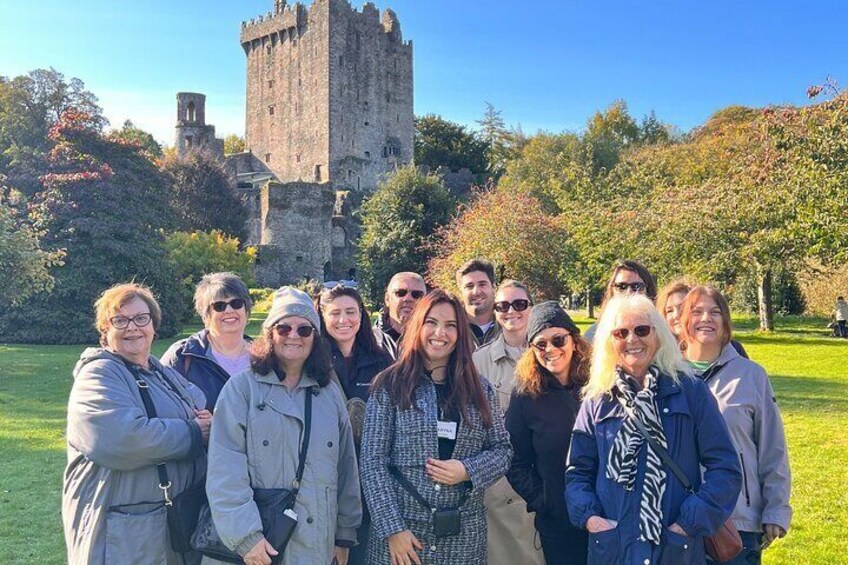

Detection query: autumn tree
xmin=109 ymin=120 xmax=162 ymax=157
xmin=223 ymin=134 xmax=246 ymax=154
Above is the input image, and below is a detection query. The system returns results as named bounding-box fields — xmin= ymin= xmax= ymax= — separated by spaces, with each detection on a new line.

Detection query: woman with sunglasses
xmin=679 ymin=286 xmax=791 ymax=564
xmin=503 ymin=301 xmax=589 ymax=564
xmin=472 ymin=280 xmax=544 ymax=565
xmin=566 ymin=294 xmax=741 ymax=565
xmin=205 ymin=287 xmax=361 ymax=565
xmin=360 ymin=290 xmax=512 ymax=565
xmin=162 ymin=272 xmax=253 ymax=412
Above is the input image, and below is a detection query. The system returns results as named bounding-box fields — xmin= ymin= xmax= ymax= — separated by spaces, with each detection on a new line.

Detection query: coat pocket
xmin=587 ymin=526 xmax=620 ymax=565
xmin=658 ymin=528 xmax=702 ymax=565
xmin=105 ymin=505 xmax=169 ymax=565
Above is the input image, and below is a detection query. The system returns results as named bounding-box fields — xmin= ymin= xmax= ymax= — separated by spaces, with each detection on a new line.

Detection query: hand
xmin=194 ymin=415 xmax=212 ymax=444
xmin=332 ymin=546 xmax=349 ymax=565
xmin=586 ymin=515 xmax=618 ymax=533
xmin=425 ymin=458 xmax=469 ymax=486
xmin=195 ymin=409 xmax=212 ymax=420
xmin=244 ymin=537 xmax=278 ymax=565
xmin=761 ymin=523 xmax=786 ymax=549
xmin=388 ymin=530 xmax=423 ymax=565
xmin=668 ymin=522 xmax=689 ymax=536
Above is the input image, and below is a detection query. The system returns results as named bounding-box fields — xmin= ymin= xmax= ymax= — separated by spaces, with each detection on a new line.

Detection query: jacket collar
xmin=375 ymin=309 xmax=402 ymax=341
xmin=256 ymin=369 xmax=320 ymax=389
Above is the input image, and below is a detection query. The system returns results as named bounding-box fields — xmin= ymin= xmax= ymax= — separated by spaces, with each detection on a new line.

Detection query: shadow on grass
xmin=770 ymin=373 xmax=848 ymax=413
xmin=736 ymin=334 xmax=848 ymax=347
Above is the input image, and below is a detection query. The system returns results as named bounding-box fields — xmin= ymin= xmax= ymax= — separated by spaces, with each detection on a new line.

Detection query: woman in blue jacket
xmin=565 ymin=294 xmax=741 ymax=565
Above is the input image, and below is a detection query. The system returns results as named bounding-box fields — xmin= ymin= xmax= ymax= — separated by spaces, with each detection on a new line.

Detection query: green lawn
xmin=1 ymin=313 xmax=846 ymax=563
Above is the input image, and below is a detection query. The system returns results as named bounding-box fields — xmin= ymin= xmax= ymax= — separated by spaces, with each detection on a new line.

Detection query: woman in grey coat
xmin=361 ymin=290 xmax=513 ymax=565
xmin=204 ymin=287 xmax=362 ymax=565
xmin=63 ymin=283 xmax=211 ymax=565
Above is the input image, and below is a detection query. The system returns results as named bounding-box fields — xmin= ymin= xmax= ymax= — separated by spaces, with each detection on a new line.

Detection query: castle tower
xmin=175 ymin=92 xmax=224 ymax=157
xmin=240 ymin=0 xmax=414 ymax=192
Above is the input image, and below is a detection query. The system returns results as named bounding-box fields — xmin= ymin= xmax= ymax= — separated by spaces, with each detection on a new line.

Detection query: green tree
xmin=414 ymin=114 xmax=489 ymax=174
xmin=357 ymin=166 xmax=457 ymax=303
xmin=109 ymin=120 xmax=162 ymax=157
xmin=223 ymin=134 xmax=246 ymax=154
xmin=584 ymin=100 xmax=640 ymax=174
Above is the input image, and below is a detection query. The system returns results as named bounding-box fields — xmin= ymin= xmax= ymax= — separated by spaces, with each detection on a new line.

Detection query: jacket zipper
xmin=739 ymin=452 xmax=751 ymax=507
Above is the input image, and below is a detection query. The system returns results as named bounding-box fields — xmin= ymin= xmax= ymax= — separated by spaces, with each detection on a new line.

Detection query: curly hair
xmin=514 ymin=332 xmax=591 ymax=398
xmin=250 ymin=326 xmax=333 ymax=387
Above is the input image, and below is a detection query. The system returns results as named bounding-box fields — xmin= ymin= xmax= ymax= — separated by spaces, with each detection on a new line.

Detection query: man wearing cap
xmin=372 ymin=272 xmax=427 ymax=360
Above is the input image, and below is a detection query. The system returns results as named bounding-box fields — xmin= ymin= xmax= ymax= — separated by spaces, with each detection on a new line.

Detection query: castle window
xmin=314 ymin=165 xmax=322 ymax=182
xmin=386 ymin=92 xmax=391 ymax=103
xmin=397 ymin=114 xmax=400 ymax=123
xmin=339 ymin=55 xmax=344 ymax=66
xmin=357 ymin=177 xmax=361 ymax=190
xmin=265 ymin=153 xmax=271 ymax=163
xmin=364 ymin=151 xmax=371 ymax=160
xmin=268 ymin=105 xmax=275 ymax=115
xmin=268 ymin=80 xmax=274 ymax=89
xmin=364 ymin=121 xmax=369 ymax=126
xmin=348 ymin=170 xmax=352 ymax=179
xmin=296 ymin=256 xmax=303 ymax=262
xmin=186 ymin=101 xmax=196 ymax=122
xmin=185 ymin=135 xmax=193 ymax=148
xmin=296 ymin=153 xmax=301 ymax=163
xmin=266 ymin=44 xmax=272 ymax=55
xmin=382 ymin=147 xmax=387 ymax=158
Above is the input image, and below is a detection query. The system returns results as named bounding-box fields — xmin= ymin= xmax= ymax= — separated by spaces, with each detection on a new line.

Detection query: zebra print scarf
xmin=606 ymin=365 xmax=667 ymax=544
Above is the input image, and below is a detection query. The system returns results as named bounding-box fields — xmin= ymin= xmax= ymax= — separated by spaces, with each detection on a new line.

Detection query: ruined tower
xmin=174 ymin=93 xmax=224 ymax=157
xmin=240 ymin=0 xmax=414 ymax=192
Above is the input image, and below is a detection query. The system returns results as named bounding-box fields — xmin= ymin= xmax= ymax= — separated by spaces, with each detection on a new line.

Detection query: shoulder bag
xmin=388 ymin=466 xmax=470 ymax=538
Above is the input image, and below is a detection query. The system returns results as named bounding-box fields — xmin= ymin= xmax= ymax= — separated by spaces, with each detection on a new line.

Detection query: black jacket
xmin=329 ymin=339 xmax=392 ymax=401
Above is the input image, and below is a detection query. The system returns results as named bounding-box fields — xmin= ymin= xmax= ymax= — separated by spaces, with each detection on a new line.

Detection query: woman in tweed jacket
xmin=361 ymin=290 xmax=513 ymax=565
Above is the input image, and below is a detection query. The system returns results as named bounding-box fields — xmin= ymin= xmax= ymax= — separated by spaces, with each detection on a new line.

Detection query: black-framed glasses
xmin=494 ymin=299 xmax=531 ymax=313
xmin=393 ymin=289 xmax=425 ymax=299
xmin=110 ymin=313 xmax=152 ymax=330
xmin=531 ymin=334 xmax=570 ymax=351
xmin=211 ymin=298 xmax=246 ymax=312
xmin=611 ymin=325 xmax=652 ymax=340
xmin=612 ymin=282 xmax=647 ymax=293
xmin=273 ymin=323 xmax=315 ymax=338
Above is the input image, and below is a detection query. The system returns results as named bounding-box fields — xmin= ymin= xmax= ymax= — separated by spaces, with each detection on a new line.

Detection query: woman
xmin=318 ymin=283 xmax=393 ymax=565
xmin=204 ymin=287 xmax=361 ymax=565
xmin=835 ymin=296 xmax=848 ymax=338
xmin=162 ymin=272 xmax=253 ymax=412
xmin=504 ymin=301 xmax=589 ymax=565
xmin=680 ymin=286 xmax=792 ymax=564
xmin=63 ymin=283 xmax=210 ymax=565
xmin=473 ymin=280 xmax=544 ymax=565
xmin=656 ymin=279 xmax=748 ymax=359
xmin=585 ymin=259 xmax=657 ymax=342
xmin=361 ymin=290 xmax=512 ymax=565
xmin=565 ymin=294 xmax=741 ymax=565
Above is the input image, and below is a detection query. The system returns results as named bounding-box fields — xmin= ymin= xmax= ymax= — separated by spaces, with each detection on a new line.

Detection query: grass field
xmin=1 ymin=313 xmax=846 ymax=563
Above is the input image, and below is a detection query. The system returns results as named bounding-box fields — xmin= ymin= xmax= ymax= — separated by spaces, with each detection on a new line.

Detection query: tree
xmin=223 ymin=134 xmax=246 ymax=154
xmin=583 ymin=100 xmax=640 ymax=174
xmin=109 ymin=120 xmax=162 ymax=157
xmin=160 ymin=151 xmax=248 ymax=239
xmin=414 ymin=114 xmax=489 ymax=174
xmin=357 ymin=166 xmax=457 ymax=303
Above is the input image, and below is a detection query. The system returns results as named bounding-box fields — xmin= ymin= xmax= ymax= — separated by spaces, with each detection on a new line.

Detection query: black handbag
xmin=388 ymin=466 xmax=469 ymax=538
xmin=192 ymin=388 xmax=314 ymax=563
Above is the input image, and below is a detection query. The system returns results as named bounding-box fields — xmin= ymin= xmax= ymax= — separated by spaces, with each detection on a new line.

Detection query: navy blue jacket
xmin=328 ymin=339 xmax=392 ymax=402
xmin=565 ymin=371 xmax=741 ymax=565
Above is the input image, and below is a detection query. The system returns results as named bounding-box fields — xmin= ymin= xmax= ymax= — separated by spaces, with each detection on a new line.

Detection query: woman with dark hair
xmin=360 ymin=290 xmax=512 ymax=565
xmin=504 ymin=301 xmax=590 ymax=564
xmin=205 ymin=287 xmax=362 ymax=565
xmin=585 ymin=259 xmax=657 ymax=343
xmin=680 ymin=286 xmax=791 ymax=564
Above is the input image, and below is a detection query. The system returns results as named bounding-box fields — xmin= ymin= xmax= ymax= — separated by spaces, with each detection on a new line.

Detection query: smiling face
xmin=686 ymin=294 xmax=725 ymax=347
xmin=612 ymin=310 xmax=658 ymax=378
xmin=663 ymin=291 xmax=688 ymax=337
xmin=322 ymin=295 xmax=361 ymax=346
xmin=419 ymin=301 xmax=459 ymax=368
xmin=271 ymin=315 xmax=314 ymax=368
xmin=612 ymin=269 xmax=647 ymax=296
xmin=459 ymin=270 xmax=495 ymax=320
xmin=531 ymin=326 xmax=573 ymax=379
xmin=105 ymin=297 xmax=155 ymax=366
xmin=206 ymin=295 xmax=248 ymax=338
xmin=494 ymin=286 xmax=531 ymax=336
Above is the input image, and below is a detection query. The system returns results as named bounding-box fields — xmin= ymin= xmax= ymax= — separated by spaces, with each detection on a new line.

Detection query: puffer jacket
xmin=63 ymin=348 xmax=207 ymax=565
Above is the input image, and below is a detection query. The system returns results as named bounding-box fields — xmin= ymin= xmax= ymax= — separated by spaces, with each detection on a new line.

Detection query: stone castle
xmin=175 ymin=0 xmax=413 ymax=286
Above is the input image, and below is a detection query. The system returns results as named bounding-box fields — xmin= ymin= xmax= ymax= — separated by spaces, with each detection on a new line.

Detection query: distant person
xmin=681 ymin=286 xmax=792 ymax=564
xmin=63 ymin=283 xmax=210 ymax=565
xmin=373 ymin=272 xmax=427 ymax=359
xmin=162 ymin=272 xmax=253 ymax=412
xmin=835 ymin=296 xmax=848 ymax=338
xmin=584 ymin=259 xmax=657 ymax=343
xmin=473 ymin=280 xmax=544 ymax=565
xmin=456 ymin=258 xmax=499 ymax=347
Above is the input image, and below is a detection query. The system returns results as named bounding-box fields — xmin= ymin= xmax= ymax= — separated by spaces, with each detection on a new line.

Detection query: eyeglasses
xmin=110 ymin=313 xmax=152 ymax=330
xmin=494 ymin=299 xmax=531 ymax=313
xmin=613 ymin=282 xmax=647 ymax=293
xmin=531 ymin=334 xmax=570 ymax=351
xmin=393 ymin=289 xmax=425 ymax=299
xmin=611 ymin=325 xmax=652 ymax=340
xmin=211 ymin=298 xmax=246 ymax=312
xmin=273 ymin=323 xmax=315 ymax=338
xmin=323 ymin=279 xmax=358 ymax=290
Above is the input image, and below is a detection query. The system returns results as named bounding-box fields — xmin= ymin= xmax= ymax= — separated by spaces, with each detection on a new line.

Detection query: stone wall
xmin=175 ymin=92 xmax=224 ymax=157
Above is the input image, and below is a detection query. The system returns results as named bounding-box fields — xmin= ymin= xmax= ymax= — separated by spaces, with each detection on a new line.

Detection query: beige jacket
xmin=473 ymin=335 xmax=545 ymax=565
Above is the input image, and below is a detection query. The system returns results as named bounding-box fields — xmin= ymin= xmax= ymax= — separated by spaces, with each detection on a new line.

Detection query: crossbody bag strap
xmin=286 ymin=387 xmax=314 ymax=509
xmin=613 ymin=393 xmax=695 ymax=494
xmin=388 ymin=466 xmax=472 ymax=511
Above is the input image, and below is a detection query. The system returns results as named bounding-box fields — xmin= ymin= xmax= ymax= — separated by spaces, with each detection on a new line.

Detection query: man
xmin=373 ymin=272 xmax=427 ymax=359
xmin=456 ymin=258 xmax=499 ymax=348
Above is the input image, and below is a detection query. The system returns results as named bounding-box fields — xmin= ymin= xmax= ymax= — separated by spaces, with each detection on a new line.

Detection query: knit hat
xmin=263 ymin=287 xmax=321 ymax=330
xmin=526 ymin=301 xmax=580 ymax=342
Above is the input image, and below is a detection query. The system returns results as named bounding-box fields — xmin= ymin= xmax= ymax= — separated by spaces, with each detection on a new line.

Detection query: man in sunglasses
xmin=372 ymin=272 xmax=427 ymax=359
xmin=584 ymin=260 xmax=658 ymax=343
xmin=456 ymin=258 xmax=500 ymax=348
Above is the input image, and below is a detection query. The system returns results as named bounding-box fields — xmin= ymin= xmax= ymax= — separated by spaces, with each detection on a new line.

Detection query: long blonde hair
xmin=583 ymin=294 xmax=689 ymax=400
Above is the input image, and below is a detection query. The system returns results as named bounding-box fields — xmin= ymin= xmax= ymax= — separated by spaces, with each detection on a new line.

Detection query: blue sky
xmin=2 ymin=0 xmax=847 ymax=144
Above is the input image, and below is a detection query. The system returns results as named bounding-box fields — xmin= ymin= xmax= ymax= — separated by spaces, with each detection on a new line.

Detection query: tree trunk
xmin=757 ymin=267 xmax=775 ymax=332
xmin=586 ymin=286 xmax=595 ymax=319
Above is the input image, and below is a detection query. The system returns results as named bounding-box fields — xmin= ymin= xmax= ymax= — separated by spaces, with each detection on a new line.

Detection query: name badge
xmin=437 ymin=420 xmax=458 ymax=440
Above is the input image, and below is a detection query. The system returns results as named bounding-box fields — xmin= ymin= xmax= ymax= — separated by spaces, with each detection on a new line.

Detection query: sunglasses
xmin=494 ymin=299 xmax=531 ymax=313
xmin=211 ymin=298 xmax=246 ymax=312
xmin=393 ymin=289 xmax=425 ymax=299
xmin=110 ymin=313 xmax=152 ymax=330
xmin=611 ymin=325 xmax=652 ymax=340
xmin=273 ymin=324 xmax=315 ymax=338
xmin=531 ymin=334 xmax=570 ymax=351
xmin=612 ymin=282 xmax=647 ymax=293
xmin=323 ymin=279 xmax=358 ymax=290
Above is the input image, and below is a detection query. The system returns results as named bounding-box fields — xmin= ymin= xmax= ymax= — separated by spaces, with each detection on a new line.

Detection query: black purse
xmin=388 ymin=466 xmax=469 ymax=538
xmin=192 ymin=388 xmax=314 ymax=563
